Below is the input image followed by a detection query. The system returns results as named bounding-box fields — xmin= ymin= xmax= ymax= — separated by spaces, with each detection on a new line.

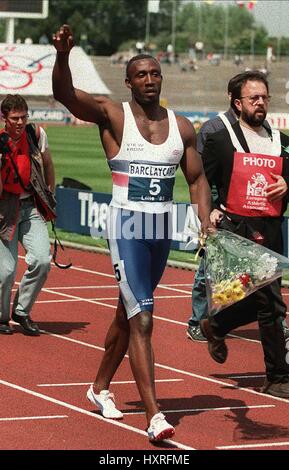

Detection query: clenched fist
xmin=53 ymin=24 xmax=74 ymax=53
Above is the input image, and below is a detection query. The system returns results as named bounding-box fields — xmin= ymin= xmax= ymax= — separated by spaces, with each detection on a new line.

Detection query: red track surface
xmin=2 ymin=246 xmax=289 ymax=451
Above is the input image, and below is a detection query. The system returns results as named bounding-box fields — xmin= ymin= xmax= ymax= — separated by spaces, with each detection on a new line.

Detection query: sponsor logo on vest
xmin=243 ymin=156 xmax=276 ymax=168
xmin=247 ymin=172 xmax=268 ymax=197
xmin=129 ymin=162 xmax=177 ymax=178
xmin=126 ymin=143 xmax=144 ymax=152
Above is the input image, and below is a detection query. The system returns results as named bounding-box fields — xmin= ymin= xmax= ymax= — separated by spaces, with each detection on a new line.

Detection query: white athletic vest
xmin=107 ymin=102 xmax=184 ymax=213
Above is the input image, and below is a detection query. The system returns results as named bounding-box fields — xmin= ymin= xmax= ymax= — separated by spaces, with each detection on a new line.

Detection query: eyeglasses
xmin=6 ymin=114 xmax=29 ymax=123
xmin=240 ymin=95 xmax=271 ymax=105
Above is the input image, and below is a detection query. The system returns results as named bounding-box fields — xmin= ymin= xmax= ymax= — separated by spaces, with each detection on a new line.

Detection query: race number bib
xmin=128 ymin=162 xmax=177 ymax=202
xmin=226 ymin=152 xmax=283 ymax=217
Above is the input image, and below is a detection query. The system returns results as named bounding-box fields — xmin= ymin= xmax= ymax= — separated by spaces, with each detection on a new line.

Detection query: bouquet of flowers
xmin=202 ymin=230 xmax=289 ymax=316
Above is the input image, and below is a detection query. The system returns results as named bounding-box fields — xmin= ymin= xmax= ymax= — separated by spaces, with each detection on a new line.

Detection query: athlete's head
xmin=125 ymin=54 xmax=162 ymax=104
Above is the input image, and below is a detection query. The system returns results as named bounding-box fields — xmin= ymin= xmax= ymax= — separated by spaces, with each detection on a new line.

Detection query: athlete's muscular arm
xmin=178 ymin=116 xmax=212 ymax=233
xmin=52 ymin=25 xmax=112 ymax=125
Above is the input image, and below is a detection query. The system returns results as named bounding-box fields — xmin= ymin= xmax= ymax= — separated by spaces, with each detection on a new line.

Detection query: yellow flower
xmin=212 ymin=278 xmax=246 ymax=307
xmin=231 ymin=279 xmax=243 ymax=290
xmin=212 ymin=292 xmax=227 ymax=305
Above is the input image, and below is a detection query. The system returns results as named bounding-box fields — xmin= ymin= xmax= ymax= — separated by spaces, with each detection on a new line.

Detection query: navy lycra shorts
xmin=107 ymin=207 xmax=172 ymax=319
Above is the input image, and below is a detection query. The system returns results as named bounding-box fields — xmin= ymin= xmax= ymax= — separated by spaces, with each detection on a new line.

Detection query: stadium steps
xmin=92 ymin=56 xmax=288 ymax=113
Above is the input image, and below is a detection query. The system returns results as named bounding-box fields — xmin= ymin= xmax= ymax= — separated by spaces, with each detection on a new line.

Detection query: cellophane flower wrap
xmin=204 ymin=229 xmax=289 ymax=316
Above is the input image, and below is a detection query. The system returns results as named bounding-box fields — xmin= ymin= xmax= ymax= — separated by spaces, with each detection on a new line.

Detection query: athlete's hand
xmin=53 ymin=24 xmax=74 ymax=53
xmin=200 ymin=217 xmax=216 ymax=235
xmin=266 ymin=173 xmax=288 ymax=201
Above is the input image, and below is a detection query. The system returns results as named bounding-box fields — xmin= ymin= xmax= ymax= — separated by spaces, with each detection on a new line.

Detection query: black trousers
xmin=210 ymin=215 xmax=289 ymax=382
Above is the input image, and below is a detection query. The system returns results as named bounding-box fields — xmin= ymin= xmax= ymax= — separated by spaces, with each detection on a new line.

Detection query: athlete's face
xmin=125 ymin=59 xmax=162 ymax=104
xmin=4 ymin=108 xmax=29 ymax=139
xmin=234 ymin=80 xmax=269 ymax=127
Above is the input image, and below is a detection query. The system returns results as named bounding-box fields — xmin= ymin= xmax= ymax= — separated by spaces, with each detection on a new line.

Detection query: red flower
xmin=238 ymin=273 xmax=251 ymax=286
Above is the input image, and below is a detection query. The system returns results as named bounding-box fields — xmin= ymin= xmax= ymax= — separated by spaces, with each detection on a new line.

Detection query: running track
xmin=1 ymin=246 xmax=289 ymax=451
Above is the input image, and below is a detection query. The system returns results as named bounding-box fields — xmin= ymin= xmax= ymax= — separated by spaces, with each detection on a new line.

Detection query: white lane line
xmin=41 ymin=287 xmax=116 ymax=309
xmin=35 ymin=290 xmax=265 ymax=344
xmin=227 ymin=374 xmax=266 ymax=379
xmin=45 ymin=285 xmax=119 ymax=290
xmin=38 ymin=287 xmax=264 ymax=343
xmin=158 ymin=285 xmax=192 ymax=294
xmin=40 ymin=331 xmax=289 ymax=405
xmin=0 ymin=379 xmax=194 ymax=450
xmin=18 ymin=254 xmax=289 ymax=297
xmin=37 ymin=288 xmax=268 ymax=345
xmin=153 ymin=315 xmax=188 ymax=326
xmin=0 ymin=415 xmax=67 ymax=422
xmin=226 ymin=333 xmax=261 ymax=344
xmin=18 ymin=256 xmax=115 ymax=278
xmin=34 ymin=299 xmax=95 ymax=304
xmin=34 ymin=295 xmax=190 ymax=304
xmin=35 ymin=284 xmax=192 ymax=290
xmin=123 ymin=404 xmax=275 ymax=415
xmin=161 ymin=284 xmax=192 ymax=287
xmin=14 ymin=283 xmax=282 ymax=345
xmin=33 ymin=286 xmax=194 ymax=329
xmin=37 ymin=379 xmax=183 ymax=387
xmin=217 ymin=441 xmax=289 ymax=450
xmin=68 ymin=266 xmax=115 ymax=278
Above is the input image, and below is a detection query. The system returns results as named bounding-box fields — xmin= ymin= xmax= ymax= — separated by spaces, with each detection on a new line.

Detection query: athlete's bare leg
xmin=93 ymin=300 xmax=130 ymax=392
xmin=128 ymin=311 xmax=159 ymax=425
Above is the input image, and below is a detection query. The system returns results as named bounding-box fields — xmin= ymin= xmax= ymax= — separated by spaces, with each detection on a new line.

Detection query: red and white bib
xmin=219 ymin=114 xmax=282 ymax=217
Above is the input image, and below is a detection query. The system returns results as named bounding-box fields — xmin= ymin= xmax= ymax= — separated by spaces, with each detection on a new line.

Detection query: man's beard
xmin=243 ymin=109 xmax=266 ymax=127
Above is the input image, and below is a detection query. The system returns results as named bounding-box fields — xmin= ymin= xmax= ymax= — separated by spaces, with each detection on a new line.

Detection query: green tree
xmin=12 ymin=0 xmax=148 ymax=55
xmin=177 ymin=2 xmax=259 ymax=53
xmin=0 ymin=0 xmax=272 ymax=57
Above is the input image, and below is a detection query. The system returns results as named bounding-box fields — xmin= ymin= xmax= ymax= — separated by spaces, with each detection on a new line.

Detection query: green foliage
xmin=177 ymin=2 xmax=267 ymax=54
xmin=0 ymin=0 xmax=281 ymax=56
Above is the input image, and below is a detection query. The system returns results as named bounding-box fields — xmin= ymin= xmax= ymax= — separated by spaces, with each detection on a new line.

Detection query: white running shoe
xmin=86 ymin=385 xmax=123 ymax=419
xmin=147 ymin=412 xmax=175 ymax=441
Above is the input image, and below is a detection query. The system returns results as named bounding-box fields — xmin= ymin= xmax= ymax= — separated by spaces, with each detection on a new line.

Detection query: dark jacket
xmin=197 ymin=108 xmax=237 ymax=155
xmin=202 ymin=121 xmax=289 ymax=253
xmin=202 ymin=120 xmax=289 ymax=214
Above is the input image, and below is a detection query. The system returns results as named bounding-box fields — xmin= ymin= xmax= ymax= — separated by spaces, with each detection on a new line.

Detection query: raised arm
xmin=178 ymin=116 xmax=212 ymax=233
xmin=52 ymin=25 xmax=111 ymax=125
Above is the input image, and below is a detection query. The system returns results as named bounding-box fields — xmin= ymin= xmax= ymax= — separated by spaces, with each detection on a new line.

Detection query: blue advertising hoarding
xmin=55 ymin=186 xmax=289 ymax=256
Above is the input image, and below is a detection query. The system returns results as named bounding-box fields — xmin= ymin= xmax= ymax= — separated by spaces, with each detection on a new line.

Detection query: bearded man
xmin=199 ymin=71 xmax=289 ymax=398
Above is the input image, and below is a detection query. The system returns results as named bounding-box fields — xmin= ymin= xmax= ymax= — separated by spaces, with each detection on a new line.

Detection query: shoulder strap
xmin=270 ymin=129 xmax=282 ymax=156
xmin=51 ymin=221 xmax=72 ymax=269
xmin=6 ymin=149 xmax=27 ymax=191
xmin=26 ymin=123 xmax=40 ymax=149
xmin=219 ymin=113 xmax=245 ymax=152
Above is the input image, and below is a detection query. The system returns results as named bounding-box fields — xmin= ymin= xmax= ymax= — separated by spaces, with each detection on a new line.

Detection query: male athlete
xmin=52 ymin=25 xmax=211 ymax=441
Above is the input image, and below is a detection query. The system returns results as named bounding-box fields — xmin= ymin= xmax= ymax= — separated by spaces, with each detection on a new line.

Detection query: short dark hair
xmin=229 ymin=70 xmax=269 ymax=113
xmin=126 ymin=54 xmax=160 ymax=79
xmin=1 ymin=94 xmax=28 ymax=117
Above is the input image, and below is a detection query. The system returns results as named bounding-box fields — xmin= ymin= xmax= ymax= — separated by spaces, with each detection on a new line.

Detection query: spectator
xmin=187 ymin=71 xmax=289 ymax=342
xmin=199 ymin=71 xmax=289 ymax=398
xmin=0 ymin=94 xmax=56 ymax=336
